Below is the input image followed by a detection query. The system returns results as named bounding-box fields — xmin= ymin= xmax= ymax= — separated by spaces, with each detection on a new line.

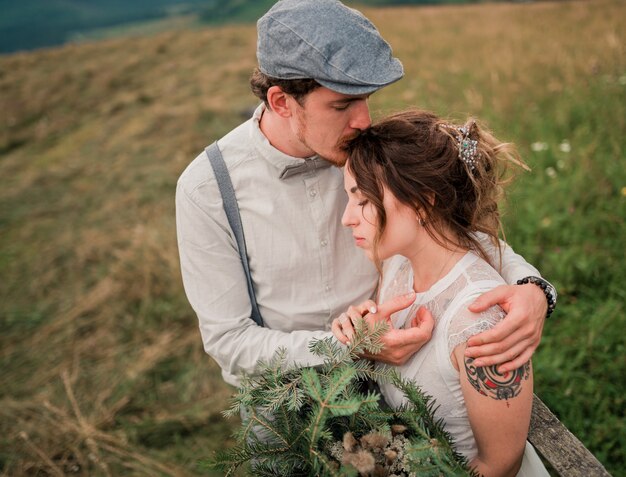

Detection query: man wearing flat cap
xmin=176 ymin=0 xmax=553 ymax=389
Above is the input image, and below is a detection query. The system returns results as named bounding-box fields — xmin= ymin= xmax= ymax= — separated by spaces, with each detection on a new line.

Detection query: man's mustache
xmin=338 ymin=129 xmax=365 ymax=151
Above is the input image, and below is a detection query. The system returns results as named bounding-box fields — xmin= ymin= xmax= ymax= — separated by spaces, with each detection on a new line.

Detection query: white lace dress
xmin=378 ymin=252 xmax=549 ymax=476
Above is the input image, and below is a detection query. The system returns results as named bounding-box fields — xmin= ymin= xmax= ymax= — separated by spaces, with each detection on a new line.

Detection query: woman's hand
xmin=465 ymin=283 xmax=547 ymax=373
xmin=331 ymin=299 xmax=378 ymax=344
xmin=331 ymin=292 xmax=435 ymax=365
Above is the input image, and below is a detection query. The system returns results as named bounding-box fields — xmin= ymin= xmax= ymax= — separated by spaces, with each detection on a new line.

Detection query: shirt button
xmin=309 ymin=188 xmax=317 ymax=197
xmin=325 ymin=285 xmax=331 ymax=292
xmin=320 ymin=239 xmax=328 ymax=247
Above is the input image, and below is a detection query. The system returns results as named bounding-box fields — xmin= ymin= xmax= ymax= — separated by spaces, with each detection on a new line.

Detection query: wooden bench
xmin=529 ymin=395 xmax=611 ymax=476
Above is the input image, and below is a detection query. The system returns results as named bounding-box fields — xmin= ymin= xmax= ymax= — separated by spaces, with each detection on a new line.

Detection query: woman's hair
xmin=345 ymin=109 xmax=527 ymax=271
xmin=250 ymin=68 xmax=321 ymax=107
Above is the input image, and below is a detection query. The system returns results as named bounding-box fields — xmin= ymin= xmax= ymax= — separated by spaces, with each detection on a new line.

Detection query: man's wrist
xmin=516 ymin=276 xmax=557 ymax=318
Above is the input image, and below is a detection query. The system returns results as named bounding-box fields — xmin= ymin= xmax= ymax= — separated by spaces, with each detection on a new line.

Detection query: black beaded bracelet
xmin=516 ymin=276 xmax=556 ymax=318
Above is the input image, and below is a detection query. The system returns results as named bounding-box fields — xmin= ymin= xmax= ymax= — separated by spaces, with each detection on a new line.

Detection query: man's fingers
xmin=470 ymin=339 xmax=530 ymax=368
xmin=466 ymin=312 xmax=523 ymax=348
xmin=497 ymin=348 xmax=534 ymax=374
xmin=465 ymin=328 xmax=519 ymax=358
xmin=376 ymin=291 xmax=416 ymax=318
xmin=468 ymin=284 xmax=510 ymax=313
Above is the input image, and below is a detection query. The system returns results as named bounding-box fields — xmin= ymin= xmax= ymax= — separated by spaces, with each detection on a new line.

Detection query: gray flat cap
xmin=257 ymin=0 xmax=403 ymax=95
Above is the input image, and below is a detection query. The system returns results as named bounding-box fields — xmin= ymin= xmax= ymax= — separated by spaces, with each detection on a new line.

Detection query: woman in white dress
xmin=332 ymin=109 xmax=549 ymax=477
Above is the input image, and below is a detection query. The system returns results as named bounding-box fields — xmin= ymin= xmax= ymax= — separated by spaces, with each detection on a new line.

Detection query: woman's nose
xmin=341 ymin=204 xmax=357 ymax=228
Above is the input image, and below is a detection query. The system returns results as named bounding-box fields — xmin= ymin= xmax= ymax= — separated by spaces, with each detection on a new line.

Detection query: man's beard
xmin=295 ymin=113 xmax=361 ymax=167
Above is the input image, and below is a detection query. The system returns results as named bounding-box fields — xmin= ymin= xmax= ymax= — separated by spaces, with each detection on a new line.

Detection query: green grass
xmin=1 ymin=0 xmax=625 ymax=475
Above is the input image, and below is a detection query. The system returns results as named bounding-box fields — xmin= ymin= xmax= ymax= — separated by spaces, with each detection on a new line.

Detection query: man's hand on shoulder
xmin=465 ymin=283 xmax=547 ymax=373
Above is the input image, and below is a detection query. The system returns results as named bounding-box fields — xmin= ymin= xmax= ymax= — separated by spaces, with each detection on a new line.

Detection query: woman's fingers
xmin=375 ymin=292 xmax=416 ymax=320
xmin=346 ymin=308 xmax=363 ymax=323
xmin=413 ymin=306 xmax=435 ymax=335
xmin=341 ymin=312 xmax=356 ymax=341
xmin=331 ymin=315 xmax=349 ymax=344
xmin=351 ymin=300 xmax=378 ymax=315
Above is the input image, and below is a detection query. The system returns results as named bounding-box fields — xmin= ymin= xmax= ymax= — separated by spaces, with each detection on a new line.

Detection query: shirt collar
xmin=249 ymin=104 xmax=333 ymax=180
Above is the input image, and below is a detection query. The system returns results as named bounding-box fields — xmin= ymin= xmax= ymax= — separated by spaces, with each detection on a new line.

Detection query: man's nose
xmin=350 ymin=100 xmax=371 ymax=130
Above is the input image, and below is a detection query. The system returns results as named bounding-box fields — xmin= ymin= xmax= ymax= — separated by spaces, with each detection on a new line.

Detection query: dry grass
xmin=363 ymin=0 xmax=625 ymax=117
xmin=1 ymin=1 xmax=624 ymax=475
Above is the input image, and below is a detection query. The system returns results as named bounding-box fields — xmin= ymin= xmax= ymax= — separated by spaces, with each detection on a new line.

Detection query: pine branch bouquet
xmin=205 ymin=320 xmax=477 ymax=476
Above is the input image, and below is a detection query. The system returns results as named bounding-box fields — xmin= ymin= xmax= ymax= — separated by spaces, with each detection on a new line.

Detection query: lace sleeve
xmin=447 ymin=300 xmax=505 ymax=356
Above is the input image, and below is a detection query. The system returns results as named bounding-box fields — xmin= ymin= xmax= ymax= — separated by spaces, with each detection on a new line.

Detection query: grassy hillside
xmin=1 ymin=0 xmax=624 ymax=475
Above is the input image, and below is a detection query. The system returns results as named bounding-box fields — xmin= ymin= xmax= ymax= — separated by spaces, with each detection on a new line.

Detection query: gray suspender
xmin=205 ymin=142 xmax=264 ymax=327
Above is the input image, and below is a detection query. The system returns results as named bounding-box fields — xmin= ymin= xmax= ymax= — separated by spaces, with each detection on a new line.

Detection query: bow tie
xmin=279 ymin=157 xmax=333 ymax=180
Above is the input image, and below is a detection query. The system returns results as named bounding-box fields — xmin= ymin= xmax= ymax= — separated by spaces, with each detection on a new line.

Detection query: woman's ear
xmin=416 ymin=212 xmax=427 ymax=227
xmin=415 ymin=203 xmax=432 ymax=227
xmin=266 ymin=86 xmax=292 ymax=118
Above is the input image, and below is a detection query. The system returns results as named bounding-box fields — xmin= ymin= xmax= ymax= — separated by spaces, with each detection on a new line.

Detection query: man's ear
xmin=266 ymin=86 xmax=293 ymax=118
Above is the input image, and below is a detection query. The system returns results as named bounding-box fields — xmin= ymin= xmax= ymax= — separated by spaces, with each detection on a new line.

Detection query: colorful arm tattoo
xmin=465 ymin=358 xmax=530 ymax=401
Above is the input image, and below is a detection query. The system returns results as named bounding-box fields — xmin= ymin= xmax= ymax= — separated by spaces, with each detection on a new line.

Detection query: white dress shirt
xmin=176 ymin=104 xmax=541 ymax=387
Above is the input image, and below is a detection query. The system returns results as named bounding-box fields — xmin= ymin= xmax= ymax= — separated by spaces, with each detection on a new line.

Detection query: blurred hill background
xmin=1 ymin=0 xmax=473 ymax=54
xmin=1 ymin=0 xmax=625 ymax=476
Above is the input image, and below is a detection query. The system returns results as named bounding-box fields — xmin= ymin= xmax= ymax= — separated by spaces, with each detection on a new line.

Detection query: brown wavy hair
xmin=345 ymin=109 xmax=528 ymax=271
xmin=250 ymin=68 xmax=321 ymax=108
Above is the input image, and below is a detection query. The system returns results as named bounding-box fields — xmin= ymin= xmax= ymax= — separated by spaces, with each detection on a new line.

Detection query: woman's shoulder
xmin=443 ymin=253 xmax=507 ymax=353
xmin=459 ymin=252 xmax=506 ymax=291
xmin=434 ymin=252 xmax=504 ymax=307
